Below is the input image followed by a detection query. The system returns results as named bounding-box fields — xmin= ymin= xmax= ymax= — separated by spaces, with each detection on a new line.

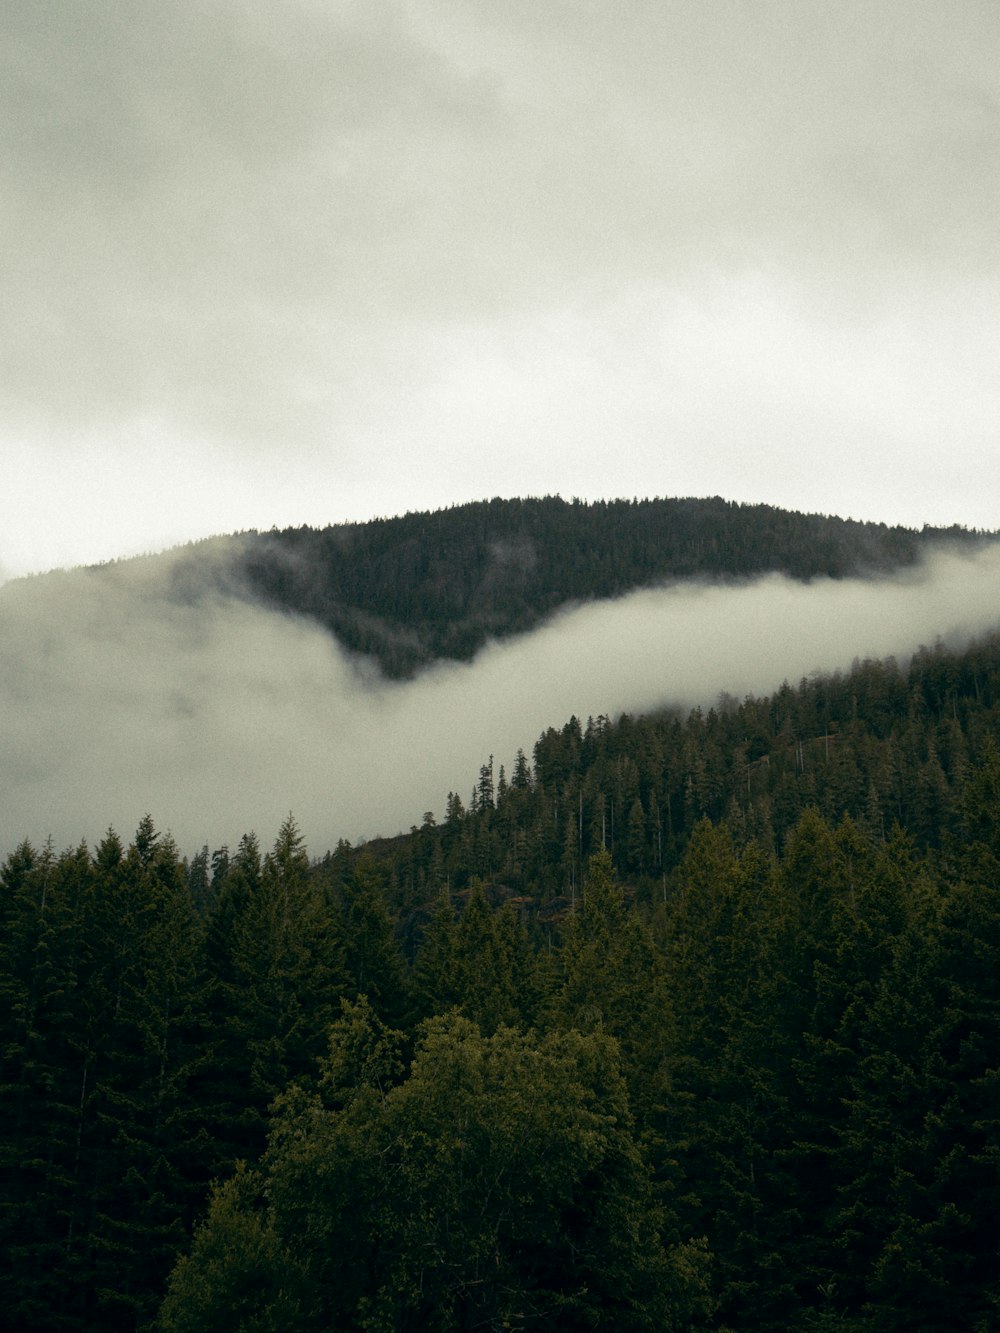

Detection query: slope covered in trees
xmin=226 ymin=496 xmax=992 ymax=676
xmin=4 ymin=630 xmax=1000 ymax=1328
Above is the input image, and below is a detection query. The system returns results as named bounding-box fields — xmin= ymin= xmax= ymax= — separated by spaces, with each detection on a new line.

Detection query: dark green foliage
xmin=154 ymin=1165 xmax=311 ymax=1333
xmin=227 ymin=497 xmax=988 ymax=678
xmin=160 ymin=1005 xmax=710 ymax=1332
xmin=0 ymin=820 xmax=211 ymax=1330
xmin=379 ymin=630 xmax=1000 ymax=908
xmin=412 ymin=880 xmax=537 ymax=1033
xmin=549 ymin=851 xmax=669 ymax=1127
xmin=8 ymin=623 xmax=1000 ymax=1327
xmin=334 ymin=854 xmax=410 ymax=1028
xmin=0 ymin=816 xmax=346 ymax=1329
xmin=833 ymin=808 xmax=1000 ymax=1331
xmin=196 ymin=817 xmax=348 ymax=1173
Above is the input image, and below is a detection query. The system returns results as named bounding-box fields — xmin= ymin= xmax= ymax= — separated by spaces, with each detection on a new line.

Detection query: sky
xmin=3 ymin=0 xmax=1000 ymax=581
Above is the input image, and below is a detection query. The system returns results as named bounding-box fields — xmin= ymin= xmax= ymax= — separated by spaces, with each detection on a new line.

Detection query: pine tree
xmin=231 ymin=816 xmax=346 ymax=1114
xmin=412 ymin=886 xmax=460 ymax=1018
xmin=550 ymin=850 xmax=669 ymax=1130
xmin=338 ymin=855 xmax=409 ymax=1028
xmin=198 ymin=819 xmax=346 ymax=1175
xmin=0 ymin=822 xmax=214 ymax=1329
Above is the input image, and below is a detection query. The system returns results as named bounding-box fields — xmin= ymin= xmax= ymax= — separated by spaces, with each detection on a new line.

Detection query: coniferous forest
xmin=202 ymin=495 xmax=987 ymax=677
xmin=3 ymin=501 xmax=1000 ymax=1330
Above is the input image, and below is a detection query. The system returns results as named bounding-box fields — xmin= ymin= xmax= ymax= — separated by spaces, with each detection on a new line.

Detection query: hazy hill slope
xmin=228 ymin=495 xmax=990 ymax=677
xmin=362 ymin=629 xmax=1000 ymax=906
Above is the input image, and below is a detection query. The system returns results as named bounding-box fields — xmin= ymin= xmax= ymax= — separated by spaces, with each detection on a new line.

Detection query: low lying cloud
xmin=2 ymin=543 xmax=999 ymax=858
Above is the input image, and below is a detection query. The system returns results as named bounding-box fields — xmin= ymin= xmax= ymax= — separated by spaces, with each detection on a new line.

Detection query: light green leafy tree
xmin=160 ymin=1001 xmax=711 ymax=1331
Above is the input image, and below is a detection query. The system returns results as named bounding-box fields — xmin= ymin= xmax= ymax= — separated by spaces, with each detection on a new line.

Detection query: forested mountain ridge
xmin=5 ymin=498 xmax=1000 ymax=1329
xmin=5 ymin=630 xmax=1000 ymax=1328
xmin=221 ymin=495 xmax=993 ymax=676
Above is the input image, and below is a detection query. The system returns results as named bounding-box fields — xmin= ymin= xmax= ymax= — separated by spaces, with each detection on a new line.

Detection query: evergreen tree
xmin=550 ymin=850 xmax=669 ymax=1131
xmin=338 ymin=855 xmax=409 ymax=1028
xmin=198 ymin=818 xmax=346 ymax=1173
xmin=411 ymin=886 xmax=460 ymax=1019
xmin=231 ymin=816 xmax=346 ymax=1112
xmin=0 ymin=821 xmax=213 ymax=1330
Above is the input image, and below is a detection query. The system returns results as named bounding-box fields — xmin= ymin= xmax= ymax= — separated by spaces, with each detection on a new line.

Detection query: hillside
xmin=5 ymin=630 xmax=1000 ymax=1327
xmin=4 ymin=499 xmax=1000 ymax=1329
xmin=224 ymin=496 xmax=990 ymax=676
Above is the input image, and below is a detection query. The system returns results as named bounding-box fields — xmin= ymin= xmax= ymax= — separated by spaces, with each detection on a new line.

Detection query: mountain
xmin=3 ymin=493 xmax=999 ymax=859
xmin=4 ymin=496 xmax=1000 ymax=1329
xmin=217 ymin=495 xmax=991 ymax=677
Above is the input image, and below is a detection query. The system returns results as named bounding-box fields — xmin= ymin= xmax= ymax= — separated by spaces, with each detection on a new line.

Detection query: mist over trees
xmin=4 ymin=499 xmax=1000 ymax=1328
xmin=226 ymin=495 xmax=993 ymax=677
xmin=4 ymin=627 xmax=1000 ymax=1328
xmin=10 ymin=496 xmax=1000 ymax=860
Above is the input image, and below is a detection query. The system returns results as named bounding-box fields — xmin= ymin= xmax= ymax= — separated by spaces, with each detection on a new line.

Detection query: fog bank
xmin=2 ymin=545 xmax=999 ymax=857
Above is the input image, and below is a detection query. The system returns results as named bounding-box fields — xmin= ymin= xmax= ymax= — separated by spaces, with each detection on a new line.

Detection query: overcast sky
xmin=3 ymin=0 xmax=999 ymax=580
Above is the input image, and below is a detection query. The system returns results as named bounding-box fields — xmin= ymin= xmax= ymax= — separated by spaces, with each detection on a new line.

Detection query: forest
xmin=3 ymin=623 xmax=1000 ymax=1330
xmin=205 ymin=495 xmax=990 ymax=677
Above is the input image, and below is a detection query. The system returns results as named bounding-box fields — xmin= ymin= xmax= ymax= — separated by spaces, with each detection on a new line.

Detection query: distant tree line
xmin=374 ymin=632 xmax=1000 ymax=909
xmin=4 ymin=631 xmax=1000 ymax=1328
xmin=225 ymin=496 xmax=991 ymax=677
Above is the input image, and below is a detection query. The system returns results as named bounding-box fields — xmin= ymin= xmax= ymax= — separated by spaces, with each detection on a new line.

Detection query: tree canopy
xmin=4 ymin=626 xmax=1000 ymax=1328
